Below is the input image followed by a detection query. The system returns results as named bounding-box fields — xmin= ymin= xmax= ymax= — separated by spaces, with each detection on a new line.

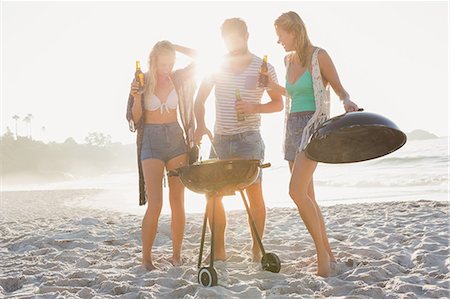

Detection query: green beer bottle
xmin=235 ymin=89 xmax=245 ymax=121
xmin=258 ymin=55 xmax=268 ymax=87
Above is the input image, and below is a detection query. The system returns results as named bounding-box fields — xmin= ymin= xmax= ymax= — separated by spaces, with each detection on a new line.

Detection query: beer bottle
xmin=258 ymin=55 xmax=268 ymax=87
xmin=235 ymin=89 xmax=245 ymax=121
xmin=135 ymin=60 xmax=145 ymax=94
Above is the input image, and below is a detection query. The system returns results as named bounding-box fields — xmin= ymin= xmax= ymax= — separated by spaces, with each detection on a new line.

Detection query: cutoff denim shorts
xmin=209 ymin=130 xmax=265 ymax=181
xmin=284 ymin=111 xmax=315 ymax=162
xmin=140 ymin=122 xmax=187 ymax=162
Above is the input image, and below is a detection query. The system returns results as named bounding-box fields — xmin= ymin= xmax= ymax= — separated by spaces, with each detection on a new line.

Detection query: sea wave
xmin=370 ymin=155 xmax=449 ymax=166
xmin=315 ymin=175 xmax=449 ymax=188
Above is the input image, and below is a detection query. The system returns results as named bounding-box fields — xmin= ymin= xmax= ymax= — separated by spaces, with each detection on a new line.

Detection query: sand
xmin=0 ymin=189 xmax=449 ymax=298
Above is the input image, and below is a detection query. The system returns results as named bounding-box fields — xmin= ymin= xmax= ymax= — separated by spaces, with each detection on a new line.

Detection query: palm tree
xmin=23 ymin=113 xmax=33 ymax=139
xmin=12 ymin=115 xmax=20 ymax=139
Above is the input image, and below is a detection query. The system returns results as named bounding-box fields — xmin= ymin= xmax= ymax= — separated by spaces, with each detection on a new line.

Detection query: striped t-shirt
xmin=208 ymin=54 xmax=278 ymax=135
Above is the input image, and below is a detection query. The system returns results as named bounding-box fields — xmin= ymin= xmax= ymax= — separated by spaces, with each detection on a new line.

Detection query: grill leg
xmin=210 ymin=196 xmax=216 ymax=267
xmin=239 ymin=190 xmax=266 ymax=256
xmin=198 ymin=202 xmax=209 ymax=269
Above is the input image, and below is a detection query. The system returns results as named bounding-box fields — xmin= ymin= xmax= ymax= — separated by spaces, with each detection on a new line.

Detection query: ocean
xmin=3 ymin=137 xmax=448 ymax=215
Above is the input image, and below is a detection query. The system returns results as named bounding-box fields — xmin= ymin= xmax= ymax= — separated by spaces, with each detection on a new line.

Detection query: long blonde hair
xmin=275 ymin=11 xmax=312 ymax=67
xmin=143 ymin=40 xmax=176 ymax=99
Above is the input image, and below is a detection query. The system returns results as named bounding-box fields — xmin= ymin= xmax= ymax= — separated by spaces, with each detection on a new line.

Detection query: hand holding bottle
xmin=235 ymin=100 xmax=258 ymax=115
xmin=134 ymin=60 xmax=145 ymax=94
xmin=130 ymin=80 xmax=141 ymax=97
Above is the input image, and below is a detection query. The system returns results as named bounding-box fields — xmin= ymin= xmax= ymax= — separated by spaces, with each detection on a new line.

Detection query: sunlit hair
xmin=275 ymin=11 xmax=312 ymax=67
xmin=221 ymin=18 xmax=248 ymax=37
xmin=144 ymin=40 xmax=176 ymax=99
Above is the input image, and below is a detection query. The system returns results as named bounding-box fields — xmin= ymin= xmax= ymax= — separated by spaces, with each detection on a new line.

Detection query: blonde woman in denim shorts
xmin=129 ymin=41 xmax=196 ymax=271
xmin=264 ymin=12 xmax=359 ymax=276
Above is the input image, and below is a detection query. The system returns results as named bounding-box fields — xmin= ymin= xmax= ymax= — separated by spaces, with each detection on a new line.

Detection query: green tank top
xmin=286 ymin=69 xmax=316 ymax=113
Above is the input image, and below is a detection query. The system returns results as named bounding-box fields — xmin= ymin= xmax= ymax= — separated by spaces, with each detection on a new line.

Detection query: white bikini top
xmin=144 ymin=89 xmax=178 ymax=113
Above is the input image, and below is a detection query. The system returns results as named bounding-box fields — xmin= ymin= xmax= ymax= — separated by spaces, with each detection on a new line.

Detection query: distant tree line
xmin=1 ymin=130 xmax=135 ymax=178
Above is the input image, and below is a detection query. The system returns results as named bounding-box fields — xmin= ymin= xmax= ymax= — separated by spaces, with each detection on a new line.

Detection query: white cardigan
xmin=284 ymin=47 xmax=331 ymax=154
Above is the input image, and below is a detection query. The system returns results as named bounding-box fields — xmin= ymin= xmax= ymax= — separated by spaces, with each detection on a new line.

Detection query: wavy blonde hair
xmin=143 ymin=40 xmax=176 ymax=99
xmin=275 ymin=11 xmax=312 ymax=67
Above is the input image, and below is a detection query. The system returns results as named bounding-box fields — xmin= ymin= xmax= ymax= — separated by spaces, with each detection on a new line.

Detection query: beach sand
xmin=0 ymin=189 xmax=449 ymax=298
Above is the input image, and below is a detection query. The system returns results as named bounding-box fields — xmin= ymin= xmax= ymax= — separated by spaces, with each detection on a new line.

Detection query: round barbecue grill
xmin=170 ymin=159 xmax=264 ymax=194
xmin=168 ymin=159 xmax=281 ymax=287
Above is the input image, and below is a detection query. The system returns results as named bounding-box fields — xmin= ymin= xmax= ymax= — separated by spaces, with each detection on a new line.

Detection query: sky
xmin=1 ymin=1 xmax=448 ymax=153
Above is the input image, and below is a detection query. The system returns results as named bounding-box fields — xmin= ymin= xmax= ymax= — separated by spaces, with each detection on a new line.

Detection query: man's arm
xmin=194 ymin=79 xmax=214 ymax=144
xmin=266 ymin=80 xmax=286 ymax=97
xmin=258 ymin=90 xmax=284 ymax=113
xmin=235 ymin=89 xmax=283 ymax=114
xmin=257 ymin=63 xmax=284 ymax=113
xmin=236 ymin=64 xmax=284 ymax=114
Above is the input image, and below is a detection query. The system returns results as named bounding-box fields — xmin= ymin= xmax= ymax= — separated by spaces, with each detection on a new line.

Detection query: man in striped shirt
xmin=194 ymin=18 xmax=283 ymax=262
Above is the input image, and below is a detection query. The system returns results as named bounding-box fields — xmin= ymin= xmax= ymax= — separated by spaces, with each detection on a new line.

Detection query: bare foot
xmin=202 ymin=251 xmax=227 ymax=263
xmin=317 ymin=253 xmax=331 ymax=277
xmin=329 ymin=261 xmax=335 ymax=275
xmin=142 ymin=260 xmax=156 ymax=271
xmin=328 ymin=251 xmax=336 ymax=263
xmin=169 ymin=256 xmax=183 ymax=267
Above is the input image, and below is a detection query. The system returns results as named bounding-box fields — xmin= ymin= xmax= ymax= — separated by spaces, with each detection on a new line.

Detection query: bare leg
xmin=206 ymin=193 xmax=227 ymax=261
xmin=166 ymin=154 xmax=187 ymax=266
xmin=308 ymin=182 xmax=335 ymax=262
xmin=289 ymin=162 xmax=335 ymax=263
xmin=245 ymin=181 xmax=266 ymax=262
xmin=289 ymin=153 xmax=331 ymax=277
xmin=141 ymin=159 xmax=165 ymax=271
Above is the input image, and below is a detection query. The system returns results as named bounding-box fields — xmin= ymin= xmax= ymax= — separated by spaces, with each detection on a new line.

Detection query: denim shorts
xmin=209 ymin=131 xmax=265 ymax=182
xmin=284 ymin=111 xmax=315 ymax=162
xmin=209 ymin=130 xmax=265 ymax=161
xmin=140 ymin=122 xmax=187 ymax=162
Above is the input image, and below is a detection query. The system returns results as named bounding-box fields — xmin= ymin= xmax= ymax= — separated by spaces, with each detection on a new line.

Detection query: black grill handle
xmin=260 ymin=163 xmax=271 ymax=169
xmin=346 ymin=108 xmax=364 ymax=113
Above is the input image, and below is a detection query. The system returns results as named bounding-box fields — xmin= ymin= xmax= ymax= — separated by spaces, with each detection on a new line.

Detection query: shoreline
xmin=2 ymin=187 xmax=448 ymax=217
